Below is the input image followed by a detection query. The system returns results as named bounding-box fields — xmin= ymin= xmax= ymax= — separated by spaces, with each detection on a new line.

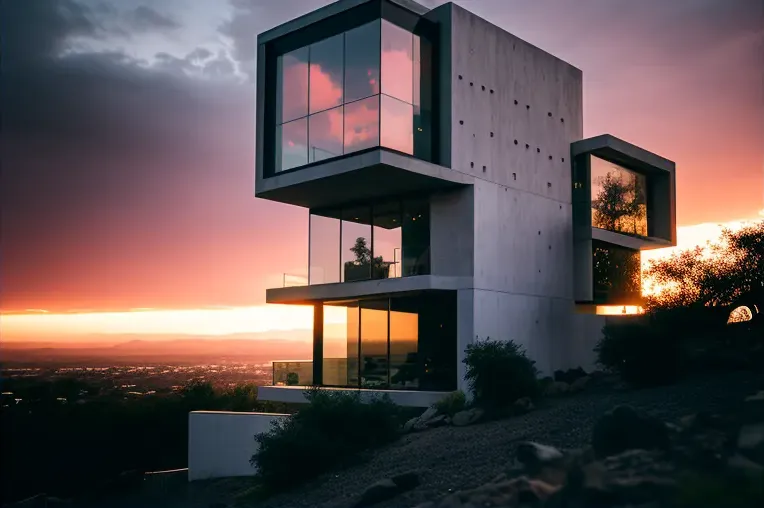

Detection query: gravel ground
xmin=249 ymin=371 xmax=764 ymax=508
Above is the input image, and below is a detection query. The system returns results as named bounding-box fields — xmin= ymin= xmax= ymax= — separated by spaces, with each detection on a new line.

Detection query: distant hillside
xmin=0 ymin=334 xmax=313 ymax=366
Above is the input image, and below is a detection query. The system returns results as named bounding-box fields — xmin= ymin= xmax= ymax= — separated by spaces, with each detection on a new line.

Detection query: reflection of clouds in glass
xmin=381 ymin=95 xmax=413 ymax=154
xmin=344 ymin=97 xmax=379 ymax=153
xmin=278 ymin=119 xmax=307 ymax=171
xmin=279 ymin=50 xmax=309 ymax=123
xmin=382 ymin=20 xmax=413 ymax=104
xmin=309 ymin=107 xmax=343 ymax=162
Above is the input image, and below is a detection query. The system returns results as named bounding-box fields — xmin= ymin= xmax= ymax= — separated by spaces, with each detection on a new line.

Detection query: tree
xmin=345 ymin=237 xmax=389 ymax=280
xmin=592 ymin=171 xmax=647 ymax=237
xmin=644 ymin=220 xmax=764 ymax=312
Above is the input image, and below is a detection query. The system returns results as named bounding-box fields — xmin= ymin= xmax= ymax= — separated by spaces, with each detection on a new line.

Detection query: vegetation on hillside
xmin=596 ymin=220 xmax=764 ymax=385
xmin=463 ymin=339 xmax=539 ymax=410
xmin=252 ymin=389 xmax=403 ymax=492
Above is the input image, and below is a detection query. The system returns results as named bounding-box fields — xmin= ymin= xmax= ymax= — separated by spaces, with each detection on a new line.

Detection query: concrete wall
xmin=434 ymin=3 xmax=603 ymax=375
xmin=188 ymin=411 xmax=289 ymax=481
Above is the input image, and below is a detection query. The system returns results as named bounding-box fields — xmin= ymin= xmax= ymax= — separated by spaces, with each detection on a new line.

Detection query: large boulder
xmin=591 ymin=405 xmax=670 ymax=458
xmin=355 ymin=471 xmax=419 ymax=507
xmin=452 ymin=407 xmax=485 ymax=427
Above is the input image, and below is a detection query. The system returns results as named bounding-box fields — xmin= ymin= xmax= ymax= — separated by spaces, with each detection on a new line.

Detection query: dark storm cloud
xmin=220 ymin=0 xmax=331 ymax=81
xmin=0 ymin=0 xmax=270 ymax=310
xmin=129 ymin=5 xmax=180 ymax=31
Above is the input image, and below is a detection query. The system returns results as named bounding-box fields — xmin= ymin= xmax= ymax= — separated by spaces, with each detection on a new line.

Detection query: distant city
xmin=0 ymin=337 xmax=314 ymax=406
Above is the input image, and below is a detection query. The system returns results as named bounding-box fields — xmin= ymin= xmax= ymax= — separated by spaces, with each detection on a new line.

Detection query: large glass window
xmin=309 ymin=198 xmax=429 ymax=285
xmin=360 ymin=300 xmax=389 ymax=388
xmin=372 ymin=201 xmax=402 ymax=279
xmin=322 ymin=293 xmax=456 ymax=392
xmin=344 ymin=22 xmax=381 ymax=103
xmin=272 ymin=19 xmax=432 ymax=173
xmin=590 ymin=156 xmax=648 ymax=237
xmin=308 ymin=34 xmax=344 ymax=114
xmin=592 ymin=240 xmax=642 ymax=305
xmin=341 ymin=206 xmax=372 ymax=282
xmin=309 ymin=212 xmax=340 ymax=285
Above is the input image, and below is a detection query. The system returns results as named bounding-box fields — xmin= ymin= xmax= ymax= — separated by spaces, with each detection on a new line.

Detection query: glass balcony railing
xmin=282 ymin=273 xmax=308 ymax=288
xmin=272 ymin=361 xmax=313 ymax=386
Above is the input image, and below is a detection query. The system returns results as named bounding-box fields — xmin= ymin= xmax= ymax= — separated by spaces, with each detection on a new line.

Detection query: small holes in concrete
xmin=548 ymin=155 xmax=553 ymax=160
xmin=548 ymin=112 xmax=552 ymax=117
xmin=537 ymin=148 xmax=541 ymax=153
xmin=459 ymin=120 xmax=464 ymax=125
xmin=514 ymin=100 xmax=518 ymax=105
xmin=526 ymin=105 xmax=530 ymax=110
xmin=458 ymin=75 xmax=463 ymax=80
xmin=490 ymin=132 xmax=494 ymax=137
xmin=525 ymin=144 xmax=530 ymax=149
xmin=512 ymin=173 xmax=517 ymax=180
xmin=482 ymin=165 xmax=486 ymax=172
xmin=490 ymin=89 xmax=494 ymax=94
xmin=514 ymin=139 xmax=518 ymax=145
xmin=481 ymin=85 xmax=485 ymax=91
xmin=538 ymin=231 xmax=541 ymax=235
xmin=470 ymin=82 xmax=474 ymax=86
xmin=561 ymin=118 xmax=564 ymax=123
xmin=547 ymin=182 xmax=552 ymax=188
xmin=473 ymin=133 xmax=476 ymax=137
xmin=548 ymin=245 xmax=552 ymax=250
xmin=562 ymin=157 xmax=565 ymax=163
xmin=559 ymin=205 xmax=562 ymax=209
xmin=470 ymin=162 xmax=474 ymax=168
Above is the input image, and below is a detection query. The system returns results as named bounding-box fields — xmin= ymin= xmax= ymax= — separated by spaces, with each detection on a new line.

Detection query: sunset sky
xmin=1 ymin=0 xmax=763 ymax=342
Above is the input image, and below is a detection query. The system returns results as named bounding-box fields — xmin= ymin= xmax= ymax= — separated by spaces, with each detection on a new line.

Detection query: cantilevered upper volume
xmin=254 ymin=0 xmax=458 ymax=210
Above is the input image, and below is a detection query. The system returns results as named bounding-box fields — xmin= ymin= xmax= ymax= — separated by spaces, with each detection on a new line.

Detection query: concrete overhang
xmin=571 ymin=133 xmax=677 ymax=249
xmin=571 ymin=134 xmax=675 ymax=176
xmin=256 ymin=149 xmax=474 ymax=210
xmin=257 ymin=0 xmax=430 ymax=45
xmin=266 ymin=275 xmax=472 ymax=304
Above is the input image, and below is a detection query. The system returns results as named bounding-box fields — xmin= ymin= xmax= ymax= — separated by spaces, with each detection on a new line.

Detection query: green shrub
xmin=434 ymin=390 xmax=466 ymax=416
xmin=594 ymin=317 xmax=682 ymax=386
xmin=463 ymin=338 xmax=539 ymax=409
xmin=251 ymin=389 xmax=402 ymax=492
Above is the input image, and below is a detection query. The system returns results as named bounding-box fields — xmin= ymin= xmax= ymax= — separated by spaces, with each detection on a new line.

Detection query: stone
xmin=418 ymin=406 xmax=439 ymax=423
xmin=402 ymin=416 xmax=419 ymax=433
xmin=513 ymin=396 xmax=534 ymax=414
xmin=727 ymin=453 xmax=764 ymax=475
xmin=451 ymin=407 xmax=484 ymax=427
xmin=354 ymin=479 xmax=399 ymax=507
xmin=354 ymin=472 xmax=419 ymax=507
xmin=569 ymin=375 xmax=591 ymax=392
xmin=745 ymin=390 xmax=764 ymax=403
xmin=426 ymin=414 xmax=448 ymax=428
xmin=591 ymin=405 xmax=670 ymax=458
xmin=390 ymin=471 xmax=420 ymax=491
xmin=543 ymin=381 xmax=570 ymax=397
xmin=516 ymin=442 xmax=564 ymax=468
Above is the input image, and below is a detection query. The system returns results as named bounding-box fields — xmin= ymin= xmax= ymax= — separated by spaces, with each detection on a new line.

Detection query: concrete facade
xmin=253 ymin=0 xmax=676 ymax=398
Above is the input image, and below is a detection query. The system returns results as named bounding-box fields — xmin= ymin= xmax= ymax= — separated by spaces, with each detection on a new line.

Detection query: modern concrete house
xmin=253 ymin=0 xmax=676 ymax=407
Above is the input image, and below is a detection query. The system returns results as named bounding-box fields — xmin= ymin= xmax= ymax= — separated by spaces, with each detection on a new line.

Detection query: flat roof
xmin=257 ymin=0 xmax=431 ymax=45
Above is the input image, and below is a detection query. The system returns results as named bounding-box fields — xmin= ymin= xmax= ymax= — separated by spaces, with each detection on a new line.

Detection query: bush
xmin=434 ymin=390 xmax=466 ymax=417
xmin=252 ymin=389 xmax=402 ymax=492
xmin=595 ymin=317 xmax=683 ymax=386
xmin=463 ymin=338 xmax=539 ymax=409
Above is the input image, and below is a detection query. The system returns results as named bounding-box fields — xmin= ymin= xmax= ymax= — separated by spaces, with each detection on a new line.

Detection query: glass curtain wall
xmin=309 ymin=198 xmax=429 ymax=284
xmin=590 ymin=155 xmax=648 ymax=237
xmin=322 ymin=293 xmax=456 ymax=392
xmin=274 ymin=20 xmax=431 ymax=173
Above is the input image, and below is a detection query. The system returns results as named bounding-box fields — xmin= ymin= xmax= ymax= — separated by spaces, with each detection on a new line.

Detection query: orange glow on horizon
xmin=2 ymin=218 xmax=759 ymax=343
